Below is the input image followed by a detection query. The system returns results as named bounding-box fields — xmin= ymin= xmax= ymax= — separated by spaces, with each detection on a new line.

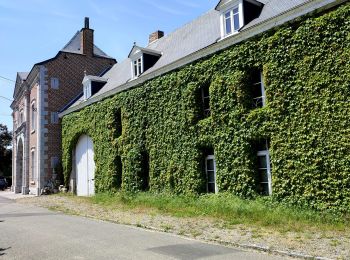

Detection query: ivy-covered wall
xmin=62 ymin=4 xmax=350 ymax=212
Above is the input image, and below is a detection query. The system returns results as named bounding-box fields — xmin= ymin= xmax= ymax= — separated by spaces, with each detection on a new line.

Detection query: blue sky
xmin=0 ymin=0 xmax=218 ymax=129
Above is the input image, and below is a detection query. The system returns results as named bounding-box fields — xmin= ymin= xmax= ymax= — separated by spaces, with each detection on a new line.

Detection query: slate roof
xmin=97 ymin=9 xmax=221 ymax=97
xmin=65 ymin=0 xmax=323 ymax=109
xmin=243 ymin=0 xmax=310 ymax=30
xmin=17 ymin=72 xmax=29 ymax=81
xmin=61 ymin=31 xmax=114 ymax=59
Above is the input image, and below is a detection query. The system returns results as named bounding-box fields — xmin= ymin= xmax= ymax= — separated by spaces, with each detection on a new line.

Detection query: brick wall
xmin=43 ymin=52 xmax=115 ymax=181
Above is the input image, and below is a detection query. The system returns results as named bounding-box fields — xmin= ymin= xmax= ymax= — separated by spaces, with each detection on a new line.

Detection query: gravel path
xmin=17 ymin=195 xmax=350 ymax=260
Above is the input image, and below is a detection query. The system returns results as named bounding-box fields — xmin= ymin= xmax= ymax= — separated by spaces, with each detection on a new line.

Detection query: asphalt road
xmin=0 ymin=194 xmax=287 ymax=260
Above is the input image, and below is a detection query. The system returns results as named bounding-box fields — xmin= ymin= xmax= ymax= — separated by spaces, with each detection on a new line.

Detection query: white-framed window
xmin=133 ymin=56 xmax=143 ymax=78
xmin=205 ymin=155 xmax=217 ymax=193
xmin=51 ymin=77 xmax=59 ymax=89
xmin=252 ymin=71 xmax=266 ymax=108
xmin=31 ymin=101 xmax=36 ymax=132
xmin=257 ymin=140 xmax=271 ymax=195
xmin=224 ymin=7 xmax=240 ymax=35
xmin=83 ymin=84 xmax=91 ymax=100
xmin=219 ymin=0 xmax=244 ymax=38
xmin=31 ymin=149 xmax=36 ymax=183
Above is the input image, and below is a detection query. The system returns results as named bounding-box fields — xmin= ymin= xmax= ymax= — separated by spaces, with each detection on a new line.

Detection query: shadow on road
xmin=0 ymin=212 xmax=58 ymax=218
xmin=0 ymin=247 xmax=11 ymax=256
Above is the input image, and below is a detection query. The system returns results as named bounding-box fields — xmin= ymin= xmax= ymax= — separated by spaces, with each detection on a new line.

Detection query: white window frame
xmin=205 ymin=155 xmax=218 ymax=194
xmin=31 ymin=149 xmax=36 ymax=183
xmin=220 ymin=0 xmax=244 ymax=38
xmin=131 ymin=52 xmax=144 ymax=79
xmin=252 ymin=71 xmax=266 ymax=107
xmin=83 ymin=84 xmax=92 ymax=100
xmin=31 ymin=101 xmax=36 ymax=132
xmin=257 ymin=146 xmax=272 ymax=195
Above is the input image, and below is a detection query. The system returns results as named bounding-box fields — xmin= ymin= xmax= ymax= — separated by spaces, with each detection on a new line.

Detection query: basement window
xmin=256 ymin=140 xmax=271 ymax=195
xmin=205 ymin=155 xmax=217 ymax=194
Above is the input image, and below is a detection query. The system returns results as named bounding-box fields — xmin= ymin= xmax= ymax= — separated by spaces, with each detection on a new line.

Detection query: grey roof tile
xmin=243 ymin=0 xmax=310 ymax=29
xmin=61 ymin=31 xmax=114 ymax=59
xmin=70 ymin=0 xmax=320 ymax=106
xmin=17 ymin=72 xmax=29 ymax=81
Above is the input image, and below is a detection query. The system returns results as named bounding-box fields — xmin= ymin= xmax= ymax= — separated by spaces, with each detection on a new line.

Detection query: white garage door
xmin=75 ymin=135 xmax=95 ymax=196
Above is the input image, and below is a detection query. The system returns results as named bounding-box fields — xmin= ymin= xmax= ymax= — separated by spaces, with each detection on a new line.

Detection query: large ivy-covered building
xmin=60 ymin=0 xmax=350 ymax=211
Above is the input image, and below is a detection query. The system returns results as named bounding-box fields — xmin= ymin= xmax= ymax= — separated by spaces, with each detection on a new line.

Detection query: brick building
xmin=11 ymin=18 xmax=116 ymax=195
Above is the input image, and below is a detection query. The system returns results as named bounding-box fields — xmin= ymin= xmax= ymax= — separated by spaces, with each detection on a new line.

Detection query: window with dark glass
xmin=201 ymin=84 xmax=210 ymax=117
xmin=140 ymin=151 xmax=150 ymax=191
xmin=115 ymin=109 xmax=122 ymax=138
xmin=205 ymin=155 xmax=217 ymax=193
xmin=256 ymin=140 xmax=271 ymax=195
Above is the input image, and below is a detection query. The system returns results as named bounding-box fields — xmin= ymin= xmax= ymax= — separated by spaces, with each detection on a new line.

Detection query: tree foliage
xmin=0 ymin=124 xmax=12 ymax=176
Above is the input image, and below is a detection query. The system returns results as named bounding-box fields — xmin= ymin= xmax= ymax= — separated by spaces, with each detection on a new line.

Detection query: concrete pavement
xmin=0 ymin=193 xmax=288 ymax=260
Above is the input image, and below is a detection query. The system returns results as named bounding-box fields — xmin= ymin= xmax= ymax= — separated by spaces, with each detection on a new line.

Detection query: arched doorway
xmin=16 ymin=138 xmax=24 ymax=193
xmin=75 ymin=135 xmax=95 ymax=196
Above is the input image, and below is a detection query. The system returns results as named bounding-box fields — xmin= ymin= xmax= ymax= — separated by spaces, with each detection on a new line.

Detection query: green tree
xmin=0 ymin=124 xmax=12 ymax=177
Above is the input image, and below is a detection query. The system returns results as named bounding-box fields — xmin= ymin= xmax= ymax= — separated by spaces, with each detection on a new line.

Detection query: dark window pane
xmin=207 ymin=171 xmax=215 ymax=182
xmin=260 ymin=183 xmax=269 ymax=196
xmin=253 ymin=97 xmax=263 ymax=108
xmin=203 ymin=98 xmax=210 ymax=111
xmin=207 ymin=159 xmax=214 ymax=171
xmin=233 ymin=13 xmax=240 ymax=31
xmin=225 ymin=11 xmax=232 ymax=35
xmin=202 ymin=85 xmax=209 ymax=97
xmin=258 ymin=155 xmax=267 ymax=168
xmin=259 ymin=169 xmax=269 ymax=183
xmin=208 ymin=183 xmax=215 ymax=193
xmin=257 ymin=140 xmax=268 ymax=151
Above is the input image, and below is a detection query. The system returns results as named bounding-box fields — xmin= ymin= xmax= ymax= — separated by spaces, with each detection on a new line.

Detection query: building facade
xmin=11 ymin=18 xmax=116 ymax=195
xmin=60 ymin=0 xmax=349 ymax=211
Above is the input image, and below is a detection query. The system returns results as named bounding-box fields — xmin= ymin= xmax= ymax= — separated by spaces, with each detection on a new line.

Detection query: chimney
xmin=81 ymin=17 xmax=94 ymax=56
xmin=149 ymin=30 xmax=164 ymax=44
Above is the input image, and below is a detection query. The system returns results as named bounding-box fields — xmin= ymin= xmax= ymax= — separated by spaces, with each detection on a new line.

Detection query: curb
xmin=142 ymin=225 xmax=334 ymax=260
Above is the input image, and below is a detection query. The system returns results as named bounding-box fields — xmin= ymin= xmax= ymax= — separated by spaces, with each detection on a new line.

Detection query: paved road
xmin=0 ymin=194 xmax=287 ymax=260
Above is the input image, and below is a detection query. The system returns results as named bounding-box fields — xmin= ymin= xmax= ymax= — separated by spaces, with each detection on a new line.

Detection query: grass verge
xmin=71 ymin=192 xmax=350 ymax=233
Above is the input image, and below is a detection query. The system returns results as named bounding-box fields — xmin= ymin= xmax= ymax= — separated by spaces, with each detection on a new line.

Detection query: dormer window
xmin=216 ymin=0 xmax=264 ymax=39
xmin=224 ymin=6 xmax=240 ymax=36
xmin=82 ymin=75 xmax=107 ymax=100
xmin=129 ymin=44 xmax=161 ymax=79
xmin=133 ymin=57 xmax=143 ymax=77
